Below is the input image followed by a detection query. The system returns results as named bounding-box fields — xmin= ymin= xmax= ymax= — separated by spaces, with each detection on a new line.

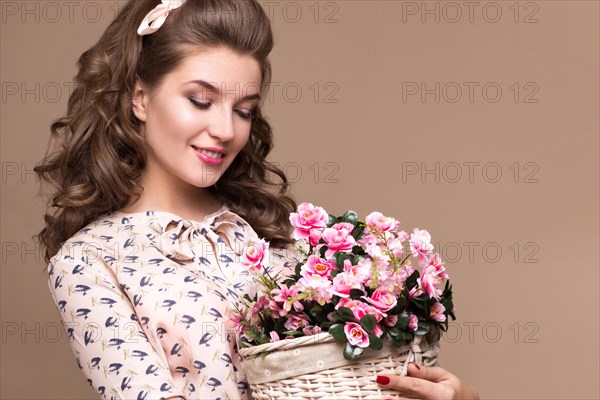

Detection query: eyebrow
xmin=188 ymin=79 xmax=261 ymax=101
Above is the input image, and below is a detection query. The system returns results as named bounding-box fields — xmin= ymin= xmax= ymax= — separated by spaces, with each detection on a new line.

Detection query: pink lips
xmin=192 ymin=146 xmax=226 ymax=166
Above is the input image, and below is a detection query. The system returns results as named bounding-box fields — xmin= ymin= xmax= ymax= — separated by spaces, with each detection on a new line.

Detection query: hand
xmin=376 ymin=362 xmax=480 ymax=400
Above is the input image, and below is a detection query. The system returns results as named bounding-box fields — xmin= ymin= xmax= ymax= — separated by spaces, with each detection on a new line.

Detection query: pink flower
xmin=240 ymin=239 xmax=269 ymax=273
xmin=409 ymin=228 xmax=434 ymax=267
xmin=363 ymin=288 xmax=397 ymax=312
xmin=284 ymin=313 xmax=309 ymax=331
xmin=331 ymin=272 xmax=362 ymax=298
xmin=337 ymin=298 xmax=383 ymax=323
xmin=271 ymin=285 xmax=303 ymax=316
xmin=430 ymin=302 xmax=446 ymax=322
xmin=365 ymin=212 xmax=399 ymax=233
xmin=226 ymin=310 xmax=245 ymax=336
xmin=344 ymin=322 xmax=370 ymax=348
xmin=399 ymin=264 xmax=415 ymax=282
xmin=308 ymin=229 xmax=322 ymax=246
xmin=289 ymin=202 xmax=329 ymax=243
xmin=410 ymin=266 xmax=443 ymax=300
xmin=364 ymin=242 xmax=385 ymax=260
xmin=426 ymin=253 xmax=449 ymax=280
xmin=270 ymin=331 xmax=281 ymax=342
xmin=322 ymin=222 xmax=356 ymax=257
xmin=386 ymin=236 xmax=405 ymax=258
xmin=384 ymin=314 xmax=398 ymax=327
xmin=301 ymin=255 xmax=335 ymax=279
xmin=268 ymin=299 xmax=284 ymax=318
xmin=297 ymin=274 xmax=333 ymax=305
xmin=302 ymin=325 xmax=323 ymax=336
xmin=249 ymin=295 xmax=269 ymax=321
xmin=345 ymin=259 xmax=371 ymax=284
xmin=357 ymin=232 xmax=377 ymax=247
xmin=397 ymin=230 xmax=409 ymax=242
xmin=371 ymin=323 xmax=384 ymax=337
xmin=408 ymin=314 xmax=418 ymax=331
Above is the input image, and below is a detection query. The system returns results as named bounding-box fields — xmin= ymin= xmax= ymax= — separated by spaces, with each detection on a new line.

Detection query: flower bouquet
xmin=230 ymin=202 xmax=455 ymax=399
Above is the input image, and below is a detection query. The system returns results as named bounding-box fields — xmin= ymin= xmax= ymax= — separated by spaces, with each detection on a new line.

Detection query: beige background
xmin=1 ymin=0 xmax=599 ymax=399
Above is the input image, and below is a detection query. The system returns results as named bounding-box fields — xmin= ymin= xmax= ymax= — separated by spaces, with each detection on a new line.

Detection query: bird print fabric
xmin=47 ymin=204 xmax=300 ymax=400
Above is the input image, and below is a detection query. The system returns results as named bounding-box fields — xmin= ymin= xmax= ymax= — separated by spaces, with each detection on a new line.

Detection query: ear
xmin=131 ymin=79 xmax=149 ymax=122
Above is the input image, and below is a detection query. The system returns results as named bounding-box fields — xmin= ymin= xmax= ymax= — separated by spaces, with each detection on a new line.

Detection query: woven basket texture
xmin=239 ymin=329 xmax=440 ymax=400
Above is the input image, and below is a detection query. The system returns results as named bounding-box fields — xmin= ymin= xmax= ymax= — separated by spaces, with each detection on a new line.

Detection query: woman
xmin=35 ymin=0 xmax=480 ymax=399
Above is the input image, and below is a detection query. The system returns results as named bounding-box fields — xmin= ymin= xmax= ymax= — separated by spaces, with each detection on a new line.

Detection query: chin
xmin=194 ymin=173 xmax=224 ymax=187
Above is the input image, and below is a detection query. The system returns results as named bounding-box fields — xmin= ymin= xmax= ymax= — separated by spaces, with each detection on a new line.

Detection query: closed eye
xmin=235 ymin=108 xmax=256 ymax=120
xmin=189 ymin=97 xmax=256 ymax=120
xmin=189 ymin=97 xmax=210 ymax=109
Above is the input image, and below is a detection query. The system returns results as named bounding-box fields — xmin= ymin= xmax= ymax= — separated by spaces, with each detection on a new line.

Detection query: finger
xmin=376 ymin=373 xmax=451 ymax=400
xmin=407 ymin=363 xmax=455 ymax=382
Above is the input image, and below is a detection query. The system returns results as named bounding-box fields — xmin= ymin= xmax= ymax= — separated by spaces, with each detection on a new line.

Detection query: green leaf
xmin=439 ymin=322 xmax=448 ymax=332
xmin=338 ymin=307 xmax=356 ymax=322
xmin=309 ymin=305 xmax=324 ymax=322
xmin=360 ymin=314 xmax=377 ymax=331
xmin=327 ymin=215 xmax=339 ymax=227
xmin=281 ymin=330 xmax=302 ymax=336
xmin=321 ymin=321 xmax=334 ymax=330
xmin=368 ymin=334 xmax=383 ymax=350
xmin=328 ymin=323 xmax=346 ymax=342
xmin=319 ymin=245 xmax=327 ymax=258
xmin=397 ymin=313 xmax=410 ymax=330
xmin=343 ymin=210 xmax=359 ymax=223
xmin=351 ymin=225 xmax=364 ymax=240
xmin=387 ymin=327 xmax=401 ymax=339
xmin=343 ymin=342 xmax=364 ymax=361
xmin=390 ymin=296 xmax=407 ymax=314
xmin=328 ymin=312 xmax=342 ymax=323
xmin=349 ymin=288 xmax=364 ymax=300
xmin=415 ymin=321 xmax=430 ymax=336
xmin=405 ymin=270 xmax=420 ymax=289
xmin=441 ymin=297 xmax=454 ymax=313
xmin=294 ymin=262 xmax=303 ymax=277
xmin=334 ymin=252 xmax=349 ymax=269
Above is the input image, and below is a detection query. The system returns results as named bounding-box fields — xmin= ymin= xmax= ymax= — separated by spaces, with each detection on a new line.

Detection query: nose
xmin=207 ymin=105 xmax=235 ymax=142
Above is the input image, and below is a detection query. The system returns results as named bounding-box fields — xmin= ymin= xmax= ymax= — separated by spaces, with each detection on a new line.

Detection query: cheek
xmin=146 ymin=107 xmax=196 ymax=146
xmin=233 ymin=125 xmax=252 ymax=149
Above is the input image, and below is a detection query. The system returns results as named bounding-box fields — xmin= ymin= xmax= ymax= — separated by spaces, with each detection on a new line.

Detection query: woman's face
xmin=132 ymin=46 xmax=262 ymax=191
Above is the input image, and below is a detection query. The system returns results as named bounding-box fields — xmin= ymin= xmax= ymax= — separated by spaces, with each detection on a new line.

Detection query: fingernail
xmin=409 ymin=362 xmax=421 ymax=370
xmin=376 ymin=375 xmax=390 ymax=385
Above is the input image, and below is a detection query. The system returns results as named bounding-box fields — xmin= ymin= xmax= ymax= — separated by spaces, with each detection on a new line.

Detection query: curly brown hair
xmin=35 ymin=0 xmax=297 ymax=264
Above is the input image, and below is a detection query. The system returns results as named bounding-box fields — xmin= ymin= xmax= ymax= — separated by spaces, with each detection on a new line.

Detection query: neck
xmin=121 ymin=162 xmax=223 ymax=222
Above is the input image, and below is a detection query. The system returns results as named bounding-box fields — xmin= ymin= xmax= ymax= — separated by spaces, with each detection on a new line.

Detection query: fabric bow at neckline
xmin=149 ymin=209 xmax=257 ymax=262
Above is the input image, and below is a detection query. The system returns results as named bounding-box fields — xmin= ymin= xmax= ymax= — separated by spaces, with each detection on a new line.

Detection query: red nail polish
xmin=376 ymin=375 xmax=390 ymax=385
xmin=409 ymin=362 xmax=421 ymax=370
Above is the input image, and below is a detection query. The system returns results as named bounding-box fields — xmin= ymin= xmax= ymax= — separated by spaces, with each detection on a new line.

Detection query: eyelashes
xmin=188 ymin=97 xmax=256 ymax=120
xmin=189 ymin=97 xmax=210 ymax=110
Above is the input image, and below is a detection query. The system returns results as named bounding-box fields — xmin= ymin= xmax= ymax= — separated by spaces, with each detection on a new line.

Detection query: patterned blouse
xmin=47 ymin=204 xmax=300 ymax=400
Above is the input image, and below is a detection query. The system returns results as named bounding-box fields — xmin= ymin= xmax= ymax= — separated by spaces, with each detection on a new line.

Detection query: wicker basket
xmin=238 ymin=328 xmax=441 ymax=400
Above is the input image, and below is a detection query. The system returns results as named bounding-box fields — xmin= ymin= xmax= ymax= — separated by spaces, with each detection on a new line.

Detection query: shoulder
xmin=46 ymin=212 xmax=149 ymax=301
xmin=49 ymin=212 xmax=128 ymax=264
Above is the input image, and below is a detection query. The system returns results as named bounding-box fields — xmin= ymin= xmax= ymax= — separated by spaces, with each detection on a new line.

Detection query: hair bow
xmin=137 ymin=0 xmax=185 ymax=36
